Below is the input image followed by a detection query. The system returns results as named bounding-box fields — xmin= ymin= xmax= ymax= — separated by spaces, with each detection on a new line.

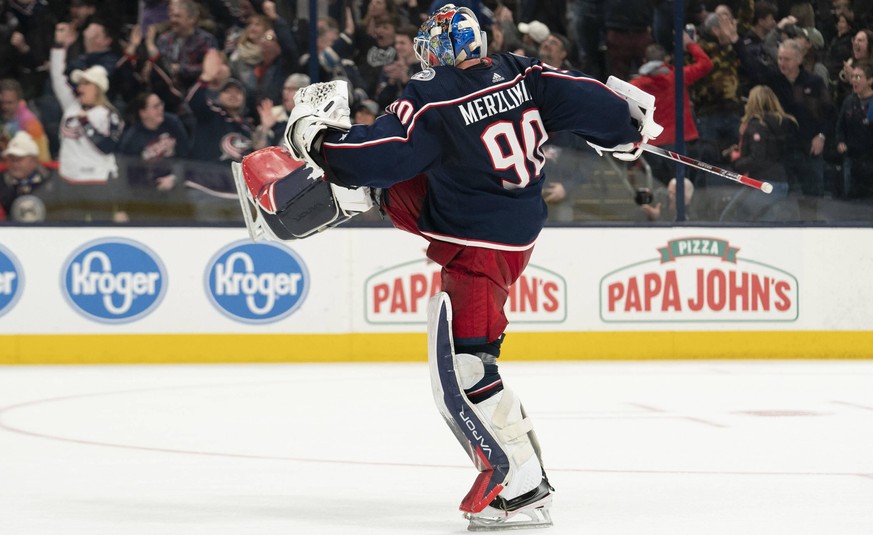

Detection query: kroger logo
xmin=62 ymin=238 xmax=167 ymax=323
xmin=205 ymin=241 xmax=309 ymax=323
xmin=0 ymin=244 xmax=24 ymax=318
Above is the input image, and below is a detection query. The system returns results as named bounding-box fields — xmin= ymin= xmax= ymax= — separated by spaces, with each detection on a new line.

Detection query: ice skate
xmin=465 ymin=473 xmax=554 ymax=531
xmin=460 ymin=389 xmax=554 ymax=531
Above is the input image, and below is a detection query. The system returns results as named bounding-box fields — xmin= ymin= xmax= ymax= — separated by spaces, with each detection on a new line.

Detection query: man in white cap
xmin=0 ymin=78 xmax=51 ymax=164
xmin=1 ymin=131 xmax=52 ymax=222
xmin=517 ymin=20 xmax=550 ymax=48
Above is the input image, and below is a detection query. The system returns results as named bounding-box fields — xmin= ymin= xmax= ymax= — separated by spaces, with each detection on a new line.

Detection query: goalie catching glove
xmin=283 ymin=80 xmax=353 ymax=175
xmin=231 ymin=80 xmax=373 ymax=242
xmin=587 ymin=76 xmax=664 ymax=161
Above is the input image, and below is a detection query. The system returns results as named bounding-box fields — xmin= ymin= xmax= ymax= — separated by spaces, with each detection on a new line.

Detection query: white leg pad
xmin=428 ymin=294 xmax=549 ymax=517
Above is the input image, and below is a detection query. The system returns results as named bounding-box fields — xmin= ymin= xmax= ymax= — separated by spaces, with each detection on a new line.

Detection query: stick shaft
xmin=640 ymin=143 xmax=772 ymax=193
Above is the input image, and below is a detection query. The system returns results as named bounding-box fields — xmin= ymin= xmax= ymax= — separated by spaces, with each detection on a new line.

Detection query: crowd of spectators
xmin=0 ymin=0 xmax=872 ymax=224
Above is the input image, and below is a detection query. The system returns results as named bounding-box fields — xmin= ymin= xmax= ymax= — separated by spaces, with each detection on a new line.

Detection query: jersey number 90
xmin=481 ymin=109 xmax=547 ymax=190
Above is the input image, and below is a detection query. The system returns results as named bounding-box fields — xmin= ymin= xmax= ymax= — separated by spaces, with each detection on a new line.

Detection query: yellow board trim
xmin=1 ymin=331 xmax=872 ymax=364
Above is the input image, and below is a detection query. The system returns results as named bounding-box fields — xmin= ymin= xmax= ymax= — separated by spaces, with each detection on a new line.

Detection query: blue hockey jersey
xmin=321 ymin=53 xmax=640 ymax=249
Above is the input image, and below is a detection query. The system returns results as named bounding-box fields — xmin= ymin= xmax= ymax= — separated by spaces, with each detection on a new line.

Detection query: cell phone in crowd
xmin=685 ymin=23 xmax=697 ymax=41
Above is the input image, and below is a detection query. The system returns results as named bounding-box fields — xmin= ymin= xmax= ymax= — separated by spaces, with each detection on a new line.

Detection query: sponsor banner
xmin=0 ymin=243 xmax=24 ymax=318
xmin=599 ymin=237 xmax=798 ymax=323
xmin=61 ymin=238 xmax=167 ymax=324
xmin=205 ymin=241 xmax=309 ymax=324
xmin=0 ymin=227 xmax=872 ymax=341
xmin=364 ymin=259 xmax=566 ymax=324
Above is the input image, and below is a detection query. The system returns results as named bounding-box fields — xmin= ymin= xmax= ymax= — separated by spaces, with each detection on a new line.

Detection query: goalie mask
xmin=414 ymin=4 xmax=487 ymax=69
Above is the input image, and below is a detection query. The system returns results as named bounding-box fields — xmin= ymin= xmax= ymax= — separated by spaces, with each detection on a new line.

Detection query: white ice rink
xmin=1 ymin=360 xmax=872 ymax=535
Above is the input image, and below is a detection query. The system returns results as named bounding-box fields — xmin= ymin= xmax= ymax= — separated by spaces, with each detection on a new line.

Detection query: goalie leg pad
xmin=428 ymin=292 xmax=510 ymax=513
xmin=427 ymin=293 xmax=550 ymax=516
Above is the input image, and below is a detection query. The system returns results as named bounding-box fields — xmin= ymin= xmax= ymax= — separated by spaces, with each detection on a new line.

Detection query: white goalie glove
xmin=283 ymin=80 xmax=353 ymax=178
xmin=588 ymin=76 xmax=665 ymax=161
xmin=229 ymin=79 xmax=370 ymax=240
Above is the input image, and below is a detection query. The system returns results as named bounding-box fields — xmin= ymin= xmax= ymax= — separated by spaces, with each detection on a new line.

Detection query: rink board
xmin=1 ymin=226 xmax=871 ymax=363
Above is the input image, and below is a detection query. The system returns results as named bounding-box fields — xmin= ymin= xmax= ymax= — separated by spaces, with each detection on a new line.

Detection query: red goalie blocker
xmin=233 ymin=146 xmax=357 ymax=241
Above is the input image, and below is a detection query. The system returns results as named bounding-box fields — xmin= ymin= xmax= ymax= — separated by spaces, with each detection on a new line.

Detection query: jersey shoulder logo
xmin=492 ymin=72 xmax=504 ymax=83
xmin=412 ymin=69 xmax=436 ymax=81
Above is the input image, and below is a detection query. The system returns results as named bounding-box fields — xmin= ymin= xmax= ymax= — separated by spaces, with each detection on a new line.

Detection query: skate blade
xmin=465 ymin=496 xmax=553 ymax=531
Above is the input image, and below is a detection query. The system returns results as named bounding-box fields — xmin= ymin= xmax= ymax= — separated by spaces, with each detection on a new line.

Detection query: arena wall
xmin=1 ymin=226 xmax=871 ymax=363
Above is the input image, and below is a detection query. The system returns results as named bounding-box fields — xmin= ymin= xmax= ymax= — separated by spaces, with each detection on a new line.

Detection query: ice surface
xmin=1 ymin=361 xmax=872 ymax=534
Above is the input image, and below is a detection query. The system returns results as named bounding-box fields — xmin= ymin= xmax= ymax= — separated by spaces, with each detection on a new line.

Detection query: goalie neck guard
xmin=414 ymin=4 xmax=487 ymax=70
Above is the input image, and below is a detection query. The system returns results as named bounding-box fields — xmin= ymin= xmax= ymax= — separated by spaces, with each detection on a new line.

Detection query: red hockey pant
xmin=384 ymin=175 xmax=533 ymax=348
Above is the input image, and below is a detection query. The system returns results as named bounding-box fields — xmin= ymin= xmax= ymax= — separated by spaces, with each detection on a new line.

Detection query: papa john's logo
xmin=62 ymin=238 xmax=167 ymax=323
xmin=0 ymin=244 xmax=24 ymax=318
xmin=205 ymin=241 xmax=309 ymax=323
xmin=599 ymin=237 xmax=798 ymax=323
xmin=365 ymin=259 xmax=566 ymax=324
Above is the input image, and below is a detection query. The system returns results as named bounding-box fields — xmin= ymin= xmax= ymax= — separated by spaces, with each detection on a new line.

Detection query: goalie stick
xmin=639 ymin=143 xmax=774 ymax=194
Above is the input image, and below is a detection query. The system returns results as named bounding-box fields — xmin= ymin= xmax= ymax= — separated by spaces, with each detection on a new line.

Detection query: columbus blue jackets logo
xmin=60 ymin=116 xmax=85 ymax=139
xmin=220 ymin=133 xmax=252 ymax=161
xmin=0 ymin=244 xmax=24 ymax=318
xmin=62 ymin=239 xmax=167 ymax=323
xmin=141 ymin=133 xmax=178 ymax=160
xmin=205 ymin=241 xmax=309 ymax=323
xmin=412 ymin=68 xmax=436 ymax=81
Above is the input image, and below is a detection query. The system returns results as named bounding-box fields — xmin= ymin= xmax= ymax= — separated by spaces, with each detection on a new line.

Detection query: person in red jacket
xmin=631 ymin=32 xmax=713 ymax=184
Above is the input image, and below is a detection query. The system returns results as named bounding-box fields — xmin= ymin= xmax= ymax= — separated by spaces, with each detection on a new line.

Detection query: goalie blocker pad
xmin=605 ymin=75 xmax=664 ymax=142
xmin=232 ymin=147 xmax=373 ymax=242
xmin=427 ymin=292 xmax=512 ymax=514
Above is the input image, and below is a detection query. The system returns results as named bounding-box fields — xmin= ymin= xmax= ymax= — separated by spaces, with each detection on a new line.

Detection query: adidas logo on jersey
xmin=492 ymin=72 xmax=504 ymax=83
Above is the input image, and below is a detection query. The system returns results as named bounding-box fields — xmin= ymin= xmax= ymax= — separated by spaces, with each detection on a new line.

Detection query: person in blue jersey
xmin=238 ymin=4 xmax=657 ymax=530
xmin=118 ymin=92 xmax=191 ymax=192
xmin=185 ymin=49 xmax=254 ymax=221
